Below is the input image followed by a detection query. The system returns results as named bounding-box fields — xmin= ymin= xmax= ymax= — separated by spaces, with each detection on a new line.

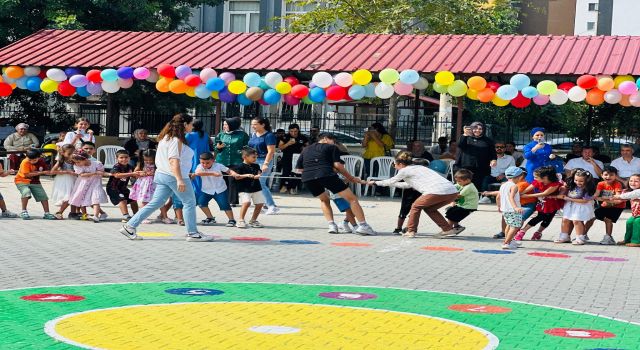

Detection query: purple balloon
xmin=117 ymin=66 xmax=134 ymax=79
xmin=175 ymin=65 xmax=192 ymax=79
xmin=86 ymin=82 xmax=103 ymax=95
xmin=309 ymin=82 xmax=317 ymax=88
xmin=69 ymin=74 xmax=89 ymax=88
xmin=218 ymin=87 xmax=236 ymax=103
xmin=219 ymin=72 xmax=236 ymax=84
xmin=64 ymin=67 xmax=82 ymax=77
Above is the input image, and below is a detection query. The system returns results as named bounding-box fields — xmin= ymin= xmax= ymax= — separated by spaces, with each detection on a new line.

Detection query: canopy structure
xmin=2 ymin=29 xmax=640 ymax=76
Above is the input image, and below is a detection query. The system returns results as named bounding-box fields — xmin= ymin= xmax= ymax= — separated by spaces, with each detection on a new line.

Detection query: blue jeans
xmin=257 ymin=158 xmax=276 ymax=207
xmin=127 ymin=172 xmax=197 ymax=234
xmin=198 ymin=190 xmax=231 ymax=211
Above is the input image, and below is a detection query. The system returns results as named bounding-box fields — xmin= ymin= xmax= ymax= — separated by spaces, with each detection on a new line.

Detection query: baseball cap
xmin=505 ymin=166 xmax=524 ymax=178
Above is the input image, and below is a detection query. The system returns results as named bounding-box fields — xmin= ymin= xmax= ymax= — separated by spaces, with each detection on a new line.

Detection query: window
xmin=225 ymin=1 xmax=260 ymax=32
xmin=281 ymin=1 xmax=319 ymax=29
xmin=588 ymin=3 xmax=598 ymax=11
xmin=587 ymin=22 xmax=596 ymax=31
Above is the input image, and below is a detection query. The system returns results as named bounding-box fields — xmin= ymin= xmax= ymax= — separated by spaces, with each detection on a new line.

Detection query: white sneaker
xmin=339 ymin=221 xmax=353 ymax=233
xmin=237 ymin=220 xmax=247 ymax=229
xmin=572 ymin=236 xmax=586 ymax=245
xmin=99 ymin=212 xmax=108 ymax=220
xmin=265 ymin=207 xmax=280 ymax=215
xmin=186 ymin=232 xmax=214 ymax=242
xmin=355 ymin=223 xmax=377 ymax=236
xmin=328 ymin=222 xmax=339 ymax=234
xmin=502 ymin=240 xmax=519 ymax=249
xmin=554 ymin=233 xmax=571 ymax=243
xmin=478 ymin=196 xmax=492 ymax=204
xmin=119 ymin=225 xmax=142 ymax=240
xmin=599 ymin=235 xmax=616 ymax=245
xmin=1 ymin=210 xmax=18 ymax=218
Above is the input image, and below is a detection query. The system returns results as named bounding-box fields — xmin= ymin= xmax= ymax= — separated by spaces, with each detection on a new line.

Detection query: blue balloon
xmin=348 ymin=85 xmax=365 ymax=100
xmin=509 ymin=74 xmax=530 ymax=90
xmin=521 ymin=86 xmax=539 ymax=99
xmin=496 ymin=84 xmax=518 ymax=100
xmin=219 ymin=87 xmax=236 ymax=103
xmin=237 ymin=93 xmax=253 ymax=106
xmin=637 ymin=78 xmax=640 ymax=89
xmin=259 ymin=78 xmax=270 ymax=90
xmin=195 ymin=85 xmax=211 ymax=99
xmin=364 ymin=83 xmax=376 ymax=98
xmin=308 ymin=87 xmax=326 ymax=103
xmin=76 ymin=86 xmax=90 ymax=97
xmin=263 ymin=89 xmax=281 ymax=105
xmin=26 ymin=77 xmax=42 ymax=92
xmin=205 ymin=77 xmax=225 ymax=91
xmin=428 ymin=160 xmax=448 ymax=174
xmin=64 ymin=67 xmax=82 ymax=77
xmin=117 ymin=66 xmax=134 ymax=79
xmin=15 ymin=77 xmax=28 ymax=90
xmin=243 ymin=72 xmax=262 ymax=88
xmin=399 ymin=69 xmax=420 ymax=85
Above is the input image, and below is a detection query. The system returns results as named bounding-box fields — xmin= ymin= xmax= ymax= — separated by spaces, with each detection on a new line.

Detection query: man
xmin=123 ymin=129 xmax=157 ymax=167
xmin=439 ymin=140 xmax=457 ymax=160
xmin=295 ymin=133 xmax=376 ymax=235
xmin=406 ymin=140 xmax=433 ymax=161
xmin=429 ymin=136 xmax=448 ymax=159
xmin=592 ymin=146 xmax=611 ymax=164
xmin=565 ymin=142 xmax=583 ymax=161
xmin=610 ymin=144 xmax=640 ymax=182
xmin=479 ymin=142 xmax=515 ymax=203
xmin=505 ymin=141 xmax=523 ymax=166
xmin=565 ymin=146 xmax=604 ymax=179
xmin=308 ymin=126 xmax=320 ymax=144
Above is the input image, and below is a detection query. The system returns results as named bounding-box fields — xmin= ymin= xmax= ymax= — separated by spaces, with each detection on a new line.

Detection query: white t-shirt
xmin=610 ymin=156 xmax=640 ymax=178
xmin=197 ymin=163 xmax=229 ymax=195
xmin=60 ymin=130 xmax=96 ymax=149
xmin=155 ymin=137 xmax=194 ymax=178
xmin=565 ymin=157 xmax=604 ymax=178
xmin=491 ymin=154 xmax=516 ymax=177
xmin=499 ymin=181 xmax=520 ymax=213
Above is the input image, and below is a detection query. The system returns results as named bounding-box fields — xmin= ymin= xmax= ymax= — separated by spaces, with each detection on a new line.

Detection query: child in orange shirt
xmin=14 ymin=150 xmax=56 ymax=220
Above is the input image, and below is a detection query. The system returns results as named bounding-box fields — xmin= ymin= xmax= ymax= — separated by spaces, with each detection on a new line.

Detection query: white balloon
xmin=312 ymin=72 xmax=333 ymax=89
xmin=630 ymin=92 xmax=640 ymax=107
xmin=604 ymin=89 xmax=622 ymax=104
xmin=199 ymin=68 xmax=217 ymax=82
xmin=374 ymin=82 xmax=395 ymax=99
xmin=46 ymin=68 xmax=67 ymax=82
xmin=118 ymin=78 xmax=134 ymax=89
xmin=334 ymin=72 xmax=353 ymax=87
xmin=264 ymin=72 xmax=283 ymax=89
xmin=567 ymin=86 xmax=587 ymax=102
xmin=101 ymin=80 xmax=120 ymax=93
xmin=413 ymin=77 xmax=429 ymax=90
xmin=145 ymin=69 xmax=159 ymax=83
xmin=549 ymin=90 xmax=568 ymax=105
xmin=24 ymin=66 xmax=41 ymax=76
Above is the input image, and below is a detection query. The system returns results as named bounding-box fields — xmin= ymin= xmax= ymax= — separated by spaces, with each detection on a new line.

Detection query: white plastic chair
xmin=340 ymin=155 xmax=364 ymax=196
xmin=364 ymin=156 xmax=395 ymax=197
xmin=97 ymin=145 xmax=125 ymax=169
xmin=267 ymin=156 xmax=282 ymax=190
xmin=438 ymin=159 xmax=456 ymax=183
xmin=291 ymin=154 xmax=301 ymax=173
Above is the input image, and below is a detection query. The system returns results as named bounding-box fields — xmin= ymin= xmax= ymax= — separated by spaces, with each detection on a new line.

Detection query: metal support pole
xmin=413 ymin=90 xmax=420 ymax=141
xmin=214 ymin=99 xmax=222 ymax=134
xmin=587 ymin=105 xmax=594 ymax=146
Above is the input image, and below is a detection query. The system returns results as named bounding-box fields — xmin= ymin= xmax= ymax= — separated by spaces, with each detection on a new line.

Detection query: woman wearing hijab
xmin=523 ymin=127 xmax=553 ymax=183
xmin=3 ymin=123 xmax=40 ymax=170
xmin=457 ymin=121 xmax=496 ymax=189
xmin=215 ymin=117 xmax=249 ymax=205
xmin=186 ymin=119 xmax=213 ymax=196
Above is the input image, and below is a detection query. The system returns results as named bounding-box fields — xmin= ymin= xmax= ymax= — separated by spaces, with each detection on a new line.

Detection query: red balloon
xmin=86 ymin=69 xmax=102 ymax=83
xmin=326 ymin=86 xmax=346 ymax=101
xmin=290 ymin=85 xmax=309 ymax=99
xmin=284 ymin=94 xmax=300 ymax=105
xmin=57 ymin=81 xmax=76 ymax=97
xmin=558 ymin=82 xmax=575 ymax=92
xmin=577 ymin=75 xmax=597 ymax=89
xmin=486 ymin=81 xmax=500 ymax=92
xmin=157 ymin=63 xmax=176 ymax=78
xmin=38 ymin=71 xmax=47 ymax=79
xmin=184 ymin=74 xmax=201 ymax=87
xmin=283 ymin=76 xmax=300 ymax=86
xmin=258 ymin=99 xmax=269 ymax=106
xmin=510 ymin=92 xmax=531 ymax=108
xmin=0 ymin=82 xmax=13 ymax=97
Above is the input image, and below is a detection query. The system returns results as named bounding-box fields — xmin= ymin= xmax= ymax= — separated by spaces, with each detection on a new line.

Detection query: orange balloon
xmin=169 ymin=79 xmax=188 ymax=94
xmin=477 ymin=87 xmax=495 ymax=103
xmin=467 ymin=76 xmax=487 ymax=91
xmin=5 ymin=66 xmax=24 ymax=79
xmin=155 ymin=77 xmax=172 ymax=93
xmin=585 ymin=88 xmax=605 ymax=105
xmin=620 ymin=94 xmax=631 ymax=107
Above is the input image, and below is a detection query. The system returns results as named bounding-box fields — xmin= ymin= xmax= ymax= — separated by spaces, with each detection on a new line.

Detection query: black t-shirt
xmin=234 ymin=162 xmax=262 ymax=193
xmin=296 ymin=143 xmax=343 ymax=182
xmin=280 ymin=134 xmax=309 ymax=156
xmin=107 ymin=163 xmax=133 ymax=192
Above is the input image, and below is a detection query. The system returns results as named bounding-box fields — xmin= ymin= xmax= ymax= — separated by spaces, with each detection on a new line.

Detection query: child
xmin=233 ymin=147 xmax=264 ymax=229
xmin=81 ymin=141 xmax=97 ymax=160
xmin=328 ymin=192 xmax=358 ymax=233
xmin=484 ymin=169 xmax=535 ymax=239
xmin=129 ymin=149 xmax=161 ymax=223
xmin=515 ymin=166 xmax=564 ymax=241
xmin=444 ymin=169 xmax=478 ymax=236
xmin=193 ymin=152 xmax=237 ymax=227
xmin=589 ymin=166 xmax=626 ymax=245
xmin=106 ymin=150 xmax=139 ymax=222
xmin=555 ymin=168 xmax=596 ymax=245
xmin=14 ymin=149 xmax=56 ymax=220
xmin=497 ymin=166 xmax=525 ymax=249
xmin=61 ymin=117 xmax=95 ymax=149
xmin=611 ymin=174 xmax=640 ymax=247
xmin=68 ymin=150 xmax=108 ymax=223
xmin=50 ymin=144 xmax=78 ymax=219
xmin=0 ymin=162 xmax=18 ymax=218
xmin=393 ymin=158 xmax=429 ymax=235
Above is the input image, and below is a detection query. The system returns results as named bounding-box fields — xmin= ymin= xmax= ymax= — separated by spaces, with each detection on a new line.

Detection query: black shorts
xmin=445 ymin=206 xmax=475 ymax=223
xmin=595 ymin=207 xmax=624 ymax=223
xmin=304 ymin=175 xmax=349 ymax=197
xmin=399 ymin=188 xmax=421 ymax=218
xmin=107 ymin=188 xmax=133 ymax=205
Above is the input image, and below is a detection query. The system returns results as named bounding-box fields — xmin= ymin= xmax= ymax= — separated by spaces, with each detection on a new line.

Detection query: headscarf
xmin=15 ymin=123 xmax=29 ymax=131
xmin=224 ymin=117 xmax=241 ymax=133
xmin=469 ymin=121 xmax=485 ymax=138
xmin=530 ymin=127 xmax=545 ymax=137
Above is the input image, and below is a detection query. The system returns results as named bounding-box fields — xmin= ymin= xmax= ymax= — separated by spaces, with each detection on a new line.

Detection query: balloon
xmin=557 ymin=82 xmax=575 ymax=92
xmin=486 ymin=81 xmax=500 ymax=92
xmin=184 ymin=74 xmax=201 ymax=87
xmin=511 ymin=93 xmax=531 ymax=108
xmin=510 ymin=74 xmax=530 ymax=90
xmin=492 ymin=96 xmax=509 ymax=107
xmin=585 ymin=88 xmax=605 ymax=105
xmin=466 ymin=88 xmax=478 ymax=100
xmin=283 ymin=94 xmax=300 ymax=106
xmin=219 ymin=87 xmax=236 ymax=103
xmin=619 ymin=81 xmax=638 ymax=95
xmin=24 ymin=66 xmax=41 ymax=77
xmin=175 ymin=65 xmax=192 ymax=79
xmin=394 ymin=82 xmax=413 ymax=96
xmin=243 ymin=72 xmax=262 ymax=87
xmin=26 ymin=76 xmax=42 ymax=92
xmin=199 ymin=68 xmax=217 ymax=82
xmin=0 ymin=82 xmax=12 ymax=96
xmin=118 ymin=78 xmax=134 ymax=89
xmin=263 ymin=89 xmax=281 ymax=104
xmin=467 ymin=76 xmax=487 ymax=91
xmin=117 ymin=67 xmax=134 ymax=79
xmin=568 ymin=86 xmax=587 ymax=102
xmin=100 ymin=69 xmax=118 ymax=82
xmin=211 ymin=91 xmax=219 ymax=99
xmin=5 ymin=66 xmax=24 ymax=79
xmin=40 ymin=78 xmax=58 ymax=93
xmin=69 ymin=74 xmax=88 ymax=87
xmin=352 ymin=69 xmax=372 ymax=85
xmin=614 ymin=75 xmax=634 ymax=88
xmin=275 ymin=81 xmax=292 ymax=94
xmin=379 ymin=68 xmax=400 ymax=84
xmin=195 ymin=85 xmax=212 ymax=99
xmin=604 ymin=89 xmax=622 ymax=104
xmin=57 ymin=81 xmax=75 ymax=96
xmin=348 ymin=85 xmax=365 ymax=100
xmin=205 ymin=77 xmax=226 ymax=91
xmin=630 ymin=92 xmax=640 ymax=107
xmin=597 ymin=76 xmax=614 ymax=91
xmin=15 ymin=77 xmax=28 ymax=89
xmin=308 ymin=87 xmax=326 ymax=103
xmin=521 ymin=86 xmax=539 ymax=98
xmin=326 ymin=85 xmax=347 ymax=100
xmin=290 ymin=85 xmax=309 ymax=99
xmin=536 ymin=80 xmax=557 ymax=95
xmin=156 ymin=78 xmax=172 ymax=93
xmin=184 ymin=86 xmax=195 ymax=97
xmin=284 ymin=76 xmax=300 ymax=86
xmin=432 ymin=81 xmax=448 ymax=94
xmin=447 ymin=80 xmax=467 ymax=97
xmin=76 ymin=86 xmax=90 ymax=97
xmin=169 ymin=80 xmax=188 ymax=94
xmin=264 ymin=72 xmax=283 ymax=88
xmin=87 ymin=82 xmax=103 ymax=95
xmin=620 ymin=94 xmax=631 ymax=107
xmin=237 ymin=93 xmax=253 ymax=106
xmin=374 ymin=82 xmax=394 ymax=99
xmin=532 ymin=94 xmax=550 ymax=106
xmin=577 ymin=75 xmax=597 ymax=89
xmin=333 ymin=72 xmax=352 ymax=87
xmin=228 ymin=80 xmax=247 ymax=94
xmin=549 ymin=90 xmax=568 ymax=105
xmin=496 ymin=84 xmax=518 ymax=100
xmin=312 ymin=72 xmax=333 ymax=88
xmin=133 ymin=67 xmax=150 ymax=80
xmin=259 ymin=79 xmax=270 ymax=90
xmin=637 ymin=78 xmax=640 ymax=89
xmin=64 ymin=68 xmax=82 ymax=77
xmin=246 ymin=87 xmax=263 ymax=101
xmin=145 ymin=69 xmax=159 ymax=83
xmin=157 ymin=64 xmax=175 ymax=78
xmin=413 ymin=77 xmax=429 ymax=90
xmin=302 ymin=96 xmax=314 ymax=104
xmin=45 ymin=68 xmax=66 ymax=82
xmin=435 ymin=71 xmax=455 ymax=86
xmin=399 ymin=69 xmax=419 ymax=85
xmin=219 ymin=72 xmax=236 ymax=84
xmin=101 ymin=80 xmax=120 ymax=93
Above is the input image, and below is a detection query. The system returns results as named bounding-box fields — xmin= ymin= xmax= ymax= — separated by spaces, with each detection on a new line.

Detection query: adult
xmin=565 ymin=146 xmax=604 ymax=179
xmin=123 ymin=129 xmax=157 ymax=167
xmin=592 ymin=146 xmax=611 ymax=164
xmin=308 ymin=126 xmax=320 ymax=144
xmin=3 ymin=123 xmax=39 ymax=170
xmin=522 ymin=127 xmax=553 ymax=183
xmin=610 ymin=144 xmax=640 ymax=182
xmin=248 ymin=116 xmax=280 ymax=215
xmin=295 ymin=133 xmax=376 ymax=235
xmin=119 ymin=113 xmax=211 ymax=242
xmin=565 ymin=142 xmax=583 ymax=162
xmin=481 ymin=141 xmax=515 ymax=192
xmin=215 ymin=117 xmax=249 ymax=205
xmin=362 ymin=122 xmax=395 ymax=177
xmin=278 ymin=123 xmax=309 ymax=195
xmin=368 ymin=151 xmax=461 ymax=238
xmin=505 ymin=141 xmax=523 ymax=166
xmin=61 ymin=117 xmax=95 ymax=149
xmin=457 ymin=121 xmax=496 ymax=190
xmin=406 ymin=140 xmax=433 ymax=162
xmin=439 ymin=140 xmax=457 ymax=160
xmin=429 ymin=136 xmax=449 ymax=160
xmin=186 ymin=119 xmax=213 ymax=196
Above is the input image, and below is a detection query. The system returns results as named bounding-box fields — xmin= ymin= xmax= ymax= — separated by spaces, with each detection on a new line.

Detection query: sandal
xmin=531 ymin=231 xmax=542 ymax=240
xmin=54 ymin=212 xmax=64 ymax=220
xmin=178 ymin=220 xmax=185 ymax=226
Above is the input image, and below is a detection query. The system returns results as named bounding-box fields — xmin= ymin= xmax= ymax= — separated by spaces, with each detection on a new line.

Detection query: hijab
xmin=225 ymin=117 xmax=241 ymax=134
xmin=469 ymin=121 xmax=486 ymax=138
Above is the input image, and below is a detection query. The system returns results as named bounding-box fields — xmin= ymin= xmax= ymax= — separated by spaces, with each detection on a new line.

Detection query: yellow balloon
xmin=435 ymin=71 xmax=455 ymax=86
xmin=613 ymin=75 xmax=634 ymax=88
xmin=466 ymin=88 xmax=479 ymax=100
xmin=492 ymin=95 xmax=509 ymax=107
xmin=211 ymin=90 xmax=219 ymax=99
xmin=352 ymin=69 xmax=372 ymax=85
xmin=275 ymin=81 xmax=292 ymax=94
xmin=185 ymin=86 xmax=196 ymax=97
xmin=40 ymin=78 xmax=58 ymax=93
xmin=228 ymin=80 xmax=247 ymax=94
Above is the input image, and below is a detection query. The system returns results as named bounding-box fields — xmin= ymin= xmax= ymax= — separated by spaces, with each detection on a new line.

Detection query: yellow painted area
xmin=136 ymin=232 xmax=174 ymax=237
xmin=53 ymin=302 xmax=492 ymax=349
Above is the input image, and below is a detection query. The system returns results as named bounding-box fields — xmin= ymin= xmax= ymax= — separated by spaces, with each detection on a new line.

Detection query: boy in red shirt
xmin=14 ymin=150 xmax=55 ymax=220
xmin=586 ymin=166 xmax=626 ymax=245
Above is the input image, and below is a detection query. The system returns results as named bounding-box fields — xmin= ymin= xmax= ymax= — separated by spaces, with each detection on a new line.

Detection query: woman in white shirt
xmin=120 ymin=113 xmax=211 ymax=242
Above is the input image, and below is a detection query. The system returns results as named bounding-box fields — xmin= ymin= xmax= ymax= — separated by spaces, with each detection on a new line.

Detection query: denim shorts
xmin=197 ymin=190 xmax=231 ymax=211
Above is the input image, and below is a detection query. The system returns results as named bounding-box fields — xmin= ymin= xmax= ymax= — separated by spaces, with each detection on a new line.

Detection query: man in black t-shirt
xmin=295 ymin=133 xmax=376 ymax=235
xmin=279 ymin=123 xmax=309 ymax=194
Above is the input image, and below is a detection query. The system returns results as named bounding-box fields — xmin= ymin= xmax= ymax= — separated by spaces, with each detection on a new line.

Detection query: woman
xmin=119 ymin=113 xmax=211 ymax=242
xmin=186 ymin=119 xmax=213 ymax=196
xmin=61 ymin=117 xmax=95 ymax=149
xmin=523 ymin=127 xmax=553 ymax=183
xmin=362 ymin=122 xmax=395 ymax=177
xmin=278 ymin=123 xmax=309 ymax=194
xmin=123 ymin=128 xmax=157 ymax=166
xmin=215 ymin=117 xmax=249 ymax=205
xmin=248 ymin=116 xmax=280 ymax=215
xmin=3 ymin=123 xmax=39 ymax=169
xmin=457 ymin=121 xmax=496 ymax=190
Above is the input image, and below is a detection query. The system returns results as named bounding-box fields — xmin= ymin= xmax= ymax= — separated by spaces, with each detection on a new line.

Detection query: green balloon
xmin=379 ymin=68 xmax=400 ymax=84
xmin=432 ymin=81 xmax=448 ymax=94
xmin=302 ymin=96 xmax=315 ymax=104
xmin=447 ymin=80 xmax=468 ymax=97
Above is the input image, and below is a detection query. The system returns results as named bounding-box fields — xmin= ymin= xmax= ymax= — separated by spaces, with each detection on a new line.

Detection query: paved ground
xmin=1 ymin=176 xmax=639 ymax=349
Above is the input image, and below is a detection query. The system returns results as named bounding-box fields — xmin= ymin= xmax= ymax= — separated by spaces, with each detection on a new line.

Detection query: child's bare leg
xmin=41 ymin=200 xmax=50 ymax=213
xmin=561 ymin=219 xmax=572 ymax=237
xmin=251 ymin=203 xmax=264 ymax=221
xmin=502 ymin=217 xmax=507 ymax=232
xmin=200 ymin=206 xmax=214 ymax=219
xmin=0 ymin=199 xmax=7 ymax=211
xmin=318 ymin=193 xmax=335 ymax=222
xmin=81 ymin=206 xmax=87 ymax=215
xmin=604 ymin=218 xmax=614 ymax=236
xmin=175 ymin=208 xmax=183 ymax=222
xmin=70 ymin=205 xmax=78 ymax=214
xmin=239 ymin=202 xmax=250 ymax=221
xmin=584 ymin=218 xmax=596 ymax=234
xmin=504 ymin=225 xmax=519 ymax=244
xmin=118 ymin=201 xmax=129 ymax=215
xmin=224 ymin=210 xmax=234 ymax=220
xmin=21 ymin=197 xmax=29 ymax=211
xmin=345 ymin=210 xmax=357 ymax=225
xmin=58 ymin=201 xmax=70 ymax=214
xmin=573 ymin=220 xmax=585 ymax=235
xmin=93 ymin=204 xmax=100 ymax=217
xmin=130 ymin=201 xmax=139 ymax=214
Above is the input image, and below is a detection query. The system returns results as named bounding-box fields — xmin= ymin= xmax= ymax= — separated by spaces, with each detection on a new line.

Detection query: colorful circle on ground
xmin=164 ymin=288 xmax=224 ymax=296
xmin=331 ymin=242 xmax=372 ymax=247
xmin=584 ymin=256 xmax=628 ymax=262
xmin=137 ymin=231 xmax=174 ymax=237
xmin=2 ymin=282 xmax=638 ymax=349
xmin=472 ymin=249 xmax=515 ymax=254
xmin=528 ymin=252 xmax=571 ymax=258
xmin=231 ymin=236 xmax=271 ymax=241
xmin=448 ymin=304 xmax=512 ymax=314
xmin=279 ymin=239 xmax=320 ymax=244
xmin=21 ymin=294 xmax=85 ymax=302
xmin=422 ymin=246 xmax=464 ymax=251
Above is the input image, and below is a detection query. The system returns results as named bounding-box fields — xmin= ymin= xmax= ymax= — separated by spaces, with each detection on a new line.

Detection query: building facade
xmin=518 ymin=0 xmax=577 ymax=35
xmin=574 ymin=0 xmax=640 ymax=35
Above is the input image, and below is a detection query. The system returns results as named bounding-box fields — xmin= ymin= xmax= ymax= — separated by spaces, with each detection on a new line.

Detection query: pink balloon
xmin=283 ymin=94 xmax=300 ymax=105
xmin=394 ymin=82 xmax=413 ymax=95
xmin=219 ymin=72 xmax=236 ymax=84
xmin=533 ymin=94 xmax=550 ymax=105
xmin=619 ymin=81 xmax=638 ymax=95
xmin=133 ymin=67 xmax=150 ymax=80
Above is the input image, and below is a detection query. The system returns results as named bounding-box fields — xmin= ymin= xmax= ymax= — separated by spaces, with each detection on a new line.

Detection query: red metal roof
xmin=2 ymin=29 xmax=640 ymax=76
